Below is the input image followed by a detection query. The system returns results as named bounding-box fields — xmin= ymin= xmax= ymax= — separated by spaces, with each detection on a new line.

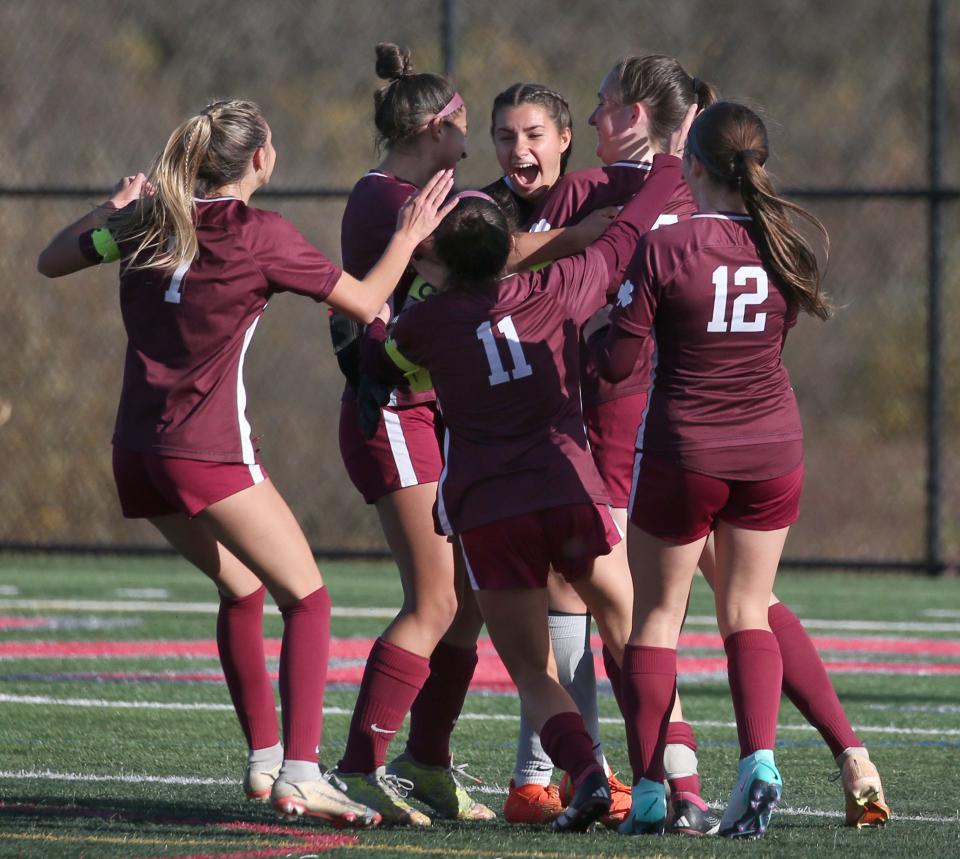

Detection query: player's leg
xmin=475 ymin=585 xmax=611 ymax=833
xmin=508 ymin=573 xmax=607 ymax=824
xmin=197 ymin=479 xmax=379 ymax=828
xmin=390 ymin=548 xmax=495 ymax=821
xmin=337 ymin=402 xmax=485 ymax=824
xmin=618 ymin=523 xmax=706 ymax=835
xmin=712 ymin=520 xmax=786 ymax=839
xmin=149 ymin=512 xmax=281 ymax=800
xmin=699 ymin=534 xmax=890 ymax=827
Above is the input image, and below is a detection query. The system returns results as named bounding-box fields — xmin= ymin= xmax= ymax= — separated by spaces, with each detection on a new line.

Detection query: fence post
xmin=926 ymin=0 xmax=945 ymax=575
xmin=442 ymin=0 xmax=457 ymax=78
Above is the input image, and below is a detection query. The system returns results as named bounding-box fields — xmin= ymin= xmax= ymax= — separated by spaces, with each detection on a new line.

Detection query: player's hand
xmin=576 ymin=206 xmax=618 ymax=243
xmin=668 ymin=104 xmax=699 ymax=158
xmin=395 ymin=169 xmax=457 ymax=245
xmin=108 ymin=173 xmax=155 ymax=209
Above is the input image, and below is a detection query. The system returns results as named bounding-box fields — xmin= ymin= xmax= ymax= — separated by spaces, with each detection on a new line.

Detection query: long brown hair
xmin=613 ymin=54 xmax=717 ymax=153
xmin=119 ymin=99 xmax=268 ymax=272
xmin=687 ymin=101 xmax=831 ymax=320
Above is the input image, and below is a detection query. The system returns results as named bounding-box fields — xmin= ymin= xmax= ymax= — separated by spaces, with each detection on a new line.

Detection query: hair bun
xmin=375 ymin=42 xmax=414 ymax=81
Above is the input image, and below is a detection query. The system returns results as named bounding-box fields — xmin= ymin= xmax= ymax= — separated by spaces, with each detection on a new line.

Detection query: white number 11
xmin=476 ymin=316 xmax=533 ymax=386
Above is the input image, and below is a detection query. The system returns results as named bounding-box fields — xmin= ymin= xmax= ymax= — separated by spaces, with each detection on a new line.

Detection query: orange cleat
xmin=503 ymin=779 xmax=563 ymax=824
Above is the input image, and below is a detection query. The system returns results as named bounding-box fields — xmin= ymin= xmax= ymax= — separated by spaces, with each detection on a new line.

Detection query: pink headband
xmin=454 ymin=190 xmax=496 ymax=204
xmin=433 ymin=92 xmax=464 ymax=121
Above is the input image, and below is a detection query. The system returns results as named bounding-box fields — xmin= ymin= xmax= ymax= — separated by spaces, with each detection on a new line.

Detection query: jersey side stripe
xmin=628 ymin=348 xmax=657 ymax=514
xmin=459 ymin=537 xmax=480 ymax=590
xmin=235 ymin=315 xmax=262 ymax=465
xmin=381 ymin=411 xmax=418 ymax=488
xmin=435 ymin=428 xmax=454 ymax=536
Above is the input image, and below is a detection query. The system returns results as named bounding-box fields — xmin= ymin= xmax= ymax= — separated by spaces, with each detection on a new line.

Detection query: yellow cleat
xmin=387 ymin=752 xmax=495 ymax=821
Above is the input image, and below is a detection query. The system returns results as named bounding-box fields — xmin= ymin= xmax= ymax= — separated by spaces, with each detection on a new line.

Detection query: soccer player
xmin=363 ymin=133 xmax=693 ymax=833
xmin=598 ymin=100 xmax=837 ymax=838
xmin=558 ymin=58 xmax=889 ymax=833
xmin=36 ymin=98 xmax=455 ymax=829
xmin=330 ymin=42 xmax=494 ymax=826
xmin=524 ymin=57 xmax=720 ymax=835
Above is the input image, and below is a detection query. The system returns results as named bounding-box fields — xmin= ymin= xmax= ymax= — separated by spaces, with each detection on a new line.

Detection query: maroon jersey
xmin=80 ymin=198 xmax=342 ymax=463
xmin=534 ymin=161 xmax=697 ymax=406
xmin=368 ymin=173 xmax=679 ymax=534
xmin=339 ymin=170 xmax=431 ymax=406
xmin=608 ymin=213 xmax=803 ymax=479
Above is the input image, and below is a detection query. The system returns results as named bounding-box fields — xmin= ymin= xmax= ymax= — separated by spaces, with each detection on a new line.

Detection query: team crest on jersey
xmin=616 ymin=279 xmax=635 ymax=307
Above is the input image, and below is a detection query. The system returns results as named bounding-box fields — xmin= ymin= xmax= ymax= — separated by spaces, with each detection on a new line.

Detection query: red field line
xmin=3 ymin=637 xmax=957 ymax=690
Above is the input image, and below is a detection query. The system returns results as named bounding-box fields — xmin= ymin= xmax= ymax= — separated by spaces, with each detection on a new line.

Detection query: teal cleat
xmin=617 ymin=778 xmax=666 ymax=835
xmin=719 ymin=750 xmax=783 ymax=839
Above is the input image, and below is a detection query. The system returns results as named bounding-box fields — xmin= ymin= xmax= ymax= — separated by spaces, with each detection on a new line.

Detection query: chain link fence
xmin=2 ymin=0 xmax=957 ymax=571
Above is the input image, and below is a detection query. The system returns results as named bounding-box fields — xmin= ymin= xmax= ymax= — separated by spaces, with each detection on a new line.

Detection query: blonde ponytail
xmin=117 ymin=100 xmax=267 ymax=273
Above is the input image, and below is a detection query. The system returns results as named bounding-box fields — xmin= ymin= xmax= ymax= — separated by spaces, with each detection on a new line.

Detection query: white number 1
xmin=163 ymin=260 xmax=190 ymax=304
xmin=476 ymin=316 xmax=533 ymax=386
xmin=707 ymin=265 xmax=768 ymax=333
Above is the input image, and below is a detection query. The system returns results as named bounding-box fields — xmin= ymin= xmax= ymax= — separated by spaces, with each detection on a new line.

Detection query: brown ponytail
xmin=121 ymin=99 xmax=267 ymax=272
xmin=688 ymin=101 xmax=831 ymax=320
xmin=373 ymin=42 xmax=458 ymax=150
xmin=613 ymin=54 xmax=717 ymax=152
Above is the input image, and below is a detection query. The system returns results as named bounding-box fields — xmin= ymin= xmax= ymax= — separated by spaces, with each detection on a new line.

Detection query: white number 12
xmin=707 ymin=265 xmax=768 ymax=333
xmin=476 ymin=316 xmax=533 ymax=386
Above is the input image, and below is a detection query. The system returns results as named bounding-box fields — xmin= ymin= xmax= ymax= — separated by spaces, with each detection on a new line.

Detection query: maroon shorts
xmin=584 ymin=392 xmax=647 ymax=509
xmin=629 ymin=454 xmax=804 ymax=544
xmin=458 ymin=503 xmax=622 ymax=591
xmin=339 ymin=398 xmax=444 ymax=504
xmin=113 ymin=446 xmax=268 ymax=519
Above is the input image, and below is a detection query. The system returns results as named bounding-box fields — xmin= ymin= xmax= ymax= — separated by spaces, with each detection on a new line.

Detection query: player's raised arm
xmin=37 ymin=174 xmax=154 ymax=277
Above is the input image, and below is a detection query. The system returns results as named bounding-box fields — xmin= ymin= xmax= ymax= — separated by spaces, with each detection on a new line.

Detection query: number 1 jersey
xmin=80 ymin=198 xmax=342 ymax=463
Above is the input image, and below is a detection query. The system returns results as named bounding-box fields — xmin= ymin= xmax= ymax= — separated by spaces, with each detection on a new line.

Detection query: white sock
xmin=279 ymin=759 xmax=321 ymax=782
xmin=248 ymin=740 xmax=283 ymax=769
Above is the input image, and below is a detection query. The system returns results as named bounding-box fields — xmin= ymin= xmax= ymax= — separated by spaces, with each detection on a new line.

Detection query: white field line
xmin=1 ymin=693 xmax=958 ymax=738
xmin=0 ymin=769 xmax=955 ymax=825
xmin=0 ymin=598 xmax=391 ymax=618
xmin=2 ymin=599 xmax=960 ymax=633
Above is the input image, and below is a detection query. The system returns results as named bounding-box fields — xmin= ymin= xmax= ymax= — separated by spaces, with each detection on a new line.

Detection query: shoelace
xmin=450 ymin=762 xmax=483 ymax=787
xmin=321 ymin=767 xmax=349 ymax=793
xmin=380 ymin=772 xmax=414 ymax=799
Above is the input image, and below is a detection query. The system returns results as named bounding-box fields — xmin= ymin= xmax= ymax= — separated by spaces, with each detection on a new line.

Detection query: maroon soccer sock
xmin=769 ymin=602 xmax=861 ymax=758
xmin=406 ymin=641 xmax=478 ymax=767
xmin=622 ymin=644 xmax=677 ymax=784
xmin=338 ymin=637 xmax=430 ymax=774
xmin=539 ymin=711 xmax=604 ymax=787
xmin=217 ymin=585 xmax=279 ymax=751
xmin=278 ymin=586 xmax=332 ymax=763
xmin=664 ymin=720 xmax=701 ymax=796
xmin=602 ymin=644 xmax=625 ymax=716
xmin=724 ymin=629 xmax=783 ymax=757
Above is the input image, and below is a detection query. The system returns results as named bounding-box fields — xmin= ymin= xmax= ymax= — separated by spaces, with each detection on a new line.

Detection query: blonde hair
xmin=118 ymin=99 xmax=267 ymax=272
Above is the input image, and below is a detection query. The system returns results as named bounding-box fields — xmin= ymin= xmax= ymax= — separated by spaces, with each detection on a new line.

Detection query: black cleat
xmin=551 ymin=768 xmax=611 ymax=833
xmin=666 ymin=791 xmax=721 ymax=836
